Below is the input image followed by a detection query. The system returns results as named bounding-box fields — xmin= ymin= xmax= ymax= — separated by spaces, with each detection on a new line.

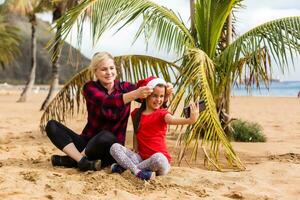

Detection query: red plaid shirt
xmin=81 ymin=80 xmax=136 ymax=144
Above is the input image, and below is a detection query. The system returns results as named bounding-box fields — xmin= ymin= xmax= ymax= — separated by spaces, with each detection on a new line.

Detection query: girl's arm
xmin=164 ymin=102 xmax=199 ymax=125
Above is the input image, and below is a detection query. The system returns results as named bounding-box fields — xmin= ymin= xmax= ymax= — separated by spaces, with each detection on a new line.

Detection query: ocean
xmin=232 ymin=81 xmax=300 ymax=97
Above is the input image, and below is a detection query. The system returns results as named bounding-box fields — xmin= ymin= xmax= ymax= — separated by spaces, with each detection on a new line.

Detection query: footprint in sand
xmin=224 ymin=191 xmax=244 ymax=199
xmin=19 ymin=171 xmax=39 ymax=184
xmin=268 ymin=153 xmax=300 ymax=164
xmin=45 ymin=184 xmax=56 ymax=192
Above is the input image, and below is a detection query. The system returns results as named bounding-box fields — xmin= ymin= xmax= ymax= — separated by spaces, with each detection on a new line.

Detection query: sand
xmin=0 ymin=89 xmax=300 ymax=200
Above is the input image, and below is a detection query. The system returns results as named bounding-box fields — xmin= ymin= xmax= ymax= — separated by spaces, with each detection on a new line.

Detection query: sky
xmin=6 ymin=0 xmax=300 ymax=81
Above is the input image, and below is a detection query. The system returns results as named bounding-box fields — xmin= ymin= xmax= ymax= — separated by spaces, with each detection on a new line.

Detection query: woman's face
xmin=95 ymin=58 xmax=117 ymax=85
xmin=146 ymin=86 xmax=165 ymax=110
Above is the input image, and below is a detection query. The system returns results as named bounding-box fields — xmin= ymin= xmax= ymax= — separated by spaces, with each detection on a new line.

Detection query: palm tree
xmin=40 ymin=0 xmax=81 ymax=111
xmin=5 ymin=0 xmax=50 ymax=102
xmin=0 ymin=9 xmax=20 ymax=68
xmin=41 ymin=0 xmax=299 ymax=170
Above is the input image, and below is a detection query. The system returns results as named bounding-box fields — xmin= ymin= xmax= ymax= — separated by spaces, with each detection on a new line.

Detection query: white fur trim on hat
xmin=147 ymin=78 xmax=166 ymax=88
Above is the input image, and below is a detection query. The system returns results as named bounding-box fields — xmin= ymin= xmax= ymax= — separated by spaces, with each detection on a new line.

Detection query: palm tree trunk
xmin=17 ymin=14 xmax=37 ymax=102
xmin=40 ymin=7 xmax=62 ymax=110
xmin=224 ymin=12 xmax=232 ymax=115
xmin=189 ymin=0 xmax=196 ymax=39
xmin=222 ymin=12 xmax=233 ymax=137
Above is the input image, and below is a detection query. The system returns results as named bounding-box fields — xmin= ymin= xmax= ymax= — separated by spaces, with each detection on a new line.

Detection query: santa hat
xmin=137 ymin=76 xmax=166 ymax=88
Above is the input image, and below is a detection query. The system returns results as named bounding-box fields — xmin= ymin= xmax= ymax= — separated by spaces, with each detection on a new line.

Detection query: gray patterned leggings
xmin=110 ymin=143 xmax=170 ymax=176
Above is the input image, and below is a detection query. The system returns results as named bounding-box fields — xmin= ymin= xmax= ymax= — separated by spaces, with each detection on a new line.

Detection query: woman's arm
xmin=83 ymin=82 xmax=124 ymax=107
xmin=122 ymin=86 xmax=153 ymax=104
xmin=164 ymin=102 xmax=199 ymax=125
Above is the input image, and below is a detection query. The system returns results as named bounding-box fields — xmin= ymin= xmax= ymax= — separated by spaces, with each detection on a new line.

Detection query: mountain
xmin=0 ymin=13 xmax=91 ymax=84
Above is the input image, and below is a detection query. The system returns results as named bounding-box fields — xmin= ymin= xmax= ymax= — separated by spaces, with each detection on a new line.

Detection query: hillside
xmin=0 ymin=13 xmax=90 ymax=84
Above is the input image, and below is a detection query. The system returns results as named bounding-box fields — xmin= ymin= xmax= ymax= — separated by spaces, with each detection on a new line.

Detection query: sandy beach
xmin=0 ymin=89 xmax=299 ymax=200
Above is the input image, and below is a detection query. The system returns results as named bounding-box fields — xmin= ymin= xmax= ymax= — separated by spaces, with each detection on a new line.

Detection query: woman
xmin=46 ymin=52 xmax=172 ymax=171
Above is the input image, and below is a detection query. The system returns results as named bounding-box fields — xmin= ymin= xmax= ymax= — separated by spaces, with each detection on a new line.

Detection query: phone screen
xmin=183 ymin=100 xmax=205 ymax=118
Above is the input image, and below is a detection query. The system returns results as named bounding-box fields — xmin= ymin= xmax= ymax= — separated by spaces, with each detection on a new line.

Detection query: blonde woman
xmin=46 ymin=52 xmax=172 ymax=171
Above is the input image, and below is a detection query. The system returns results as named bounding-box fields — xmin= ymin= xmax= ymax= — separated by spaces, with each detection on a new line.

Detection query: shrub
xmin=231 ymin=119 xmax=266 ymax=142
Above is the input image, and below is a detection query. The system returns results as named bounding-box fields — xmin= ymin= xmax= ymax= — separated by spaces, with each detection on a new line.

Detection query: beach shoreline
xmin=0 ymin=91 xmax=299 ymax=199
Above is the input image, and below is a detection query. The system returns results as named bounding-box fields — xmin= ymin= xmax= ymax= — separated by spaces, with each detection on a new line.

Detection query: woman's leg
xmin=45 ymin=120 xmax=86 ymax=162
xmin=137 ymin=152 xmax=170 ymax=175
xmin=110 ymin=143 xmax=142 ymax=175
xmin=46 ymin=120 xmax=101 ymax=171
xmin=84 ymin=130 xmax=117 ymax=167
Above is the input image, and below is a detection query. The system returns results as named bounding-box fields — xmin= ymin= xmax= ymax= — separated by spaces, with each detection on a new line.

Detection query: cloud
xmin=236 ymin=7 xmax=300 ymax=34
xmin=246 ymin=0 xmax=300 ymax=10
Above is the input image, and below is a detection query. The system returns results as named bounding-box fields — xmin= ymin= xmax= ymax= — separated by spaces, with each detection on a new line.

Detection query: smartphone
xmin=183 ymin=100 xmax=206 ymax=118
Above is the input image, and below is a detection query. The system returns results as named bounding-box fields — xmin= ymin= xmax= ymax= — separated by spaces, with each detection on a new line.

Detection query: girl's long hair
xmin=132 ymin=101 xmax=146 ymax=135
xmin=132 ymin=84 xmax=166 ymax=135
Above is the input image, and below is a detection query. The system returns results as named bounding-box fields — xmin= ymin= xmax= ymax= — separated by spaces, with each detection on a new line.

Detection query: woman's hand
xmin=123 ymin=86 xmax=153 ymax=104
xmin=189 ymin=102 xmax=200 ymax=123
xmin=135 ymin=86 xmax=153 ymax=99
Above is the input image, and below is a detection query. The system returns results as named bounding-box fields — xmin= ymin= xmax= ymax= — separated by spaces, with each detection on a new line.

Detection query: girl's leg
xmin=110 ymin=143 xmax=142 ymax=175
xmin=84 ymin=130 xmax=117 ymax=167
xmin=137 ymin=152 xmax=170 ymax=175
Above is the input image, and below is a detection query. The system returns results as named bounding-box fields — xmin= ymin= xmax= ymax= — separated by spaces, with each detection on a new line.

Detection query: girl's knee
xmin=152 ymin=152 xmax=168 ymax=162
xmin=151 ymin=153 xmax=170 ymax=175
xmin=110 ymin=143 xmax=122 ymax=155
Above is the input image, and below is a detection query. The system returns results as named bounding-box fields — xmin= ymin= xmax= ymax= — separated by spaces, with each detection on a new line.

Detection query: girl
xmin=110 ymin=77 xmax=199 ymax=180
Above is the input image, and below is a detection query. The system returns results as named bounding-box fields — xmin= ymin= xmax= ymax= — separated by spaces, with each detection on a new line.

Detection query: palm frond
xmin=40 ymin=54 xmax=179 ymax=132
xmin=170 ymin=48 xmax=216 ymax=112
xmin=233 ymin=47 xmax=272 ymax=90
xmin=53 ymin=0 xmax=194 ymax=56
xmin=220 ymin=16 xmax=300 ymax=84
xmin=121 ymin=1 xmax=194 ymax=55
xmin=194 ymin=0 xmax=237 ymax=57
xmin=173 ymin=49 xmax=244 ymax=170
xmin=0 ymin=15 xmax=20 ymax=69
xmin=53 ymin=0 xmax=145 ymax=49
xmin=115 ymin=55 xmax=180 ymax=83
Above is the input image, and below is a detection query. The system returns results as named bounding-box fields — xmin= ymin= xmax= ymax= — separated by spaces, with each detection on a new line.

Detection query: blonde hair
xmin=90 ymin=51 xmax=115 ymax=73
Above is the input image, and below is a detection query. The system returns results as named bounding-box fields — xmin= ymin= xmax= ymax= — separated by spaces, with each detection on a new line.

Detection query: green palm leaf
xmin=194 ymin=0 xmax=239 ymax=57
xmin=174 ymin=49 xmax=244 ymax=170
xmin=53 ymin=0 xmax=194 ymax=55
xmin=121 ymin=1 xmax=195 ymax=54
xmin=219 ymin=16 xmax=300 ymax=86
xmin=54 ymin=0 xmax=145 ymax=47
xmin=0 ymin=15 xmax=20 ymax=68
xmin=40 ymin=54 xmax=179 ymax=132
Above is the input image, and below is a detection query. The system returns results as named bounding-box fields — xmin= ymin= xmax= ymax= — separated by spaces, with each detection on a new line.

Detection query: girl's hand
xmin=189 ymin=102 xmax=199 ymax=123
xmin=165 ymin=82 xmax=173 ymax=97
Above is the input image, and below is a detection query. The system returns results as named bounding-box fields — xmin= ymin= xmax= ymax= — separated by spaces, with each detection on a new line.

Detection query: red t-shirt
xmin=131 ymin=108 xmax=171 ymax=163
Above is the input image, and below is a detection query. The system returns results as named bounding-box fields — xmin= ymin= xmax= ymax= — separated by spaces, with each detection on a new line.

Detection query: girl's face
xmin=95 ymin=58 xmax=117 ymax=85
xmin=146 ymin=85 xmax=165 ymax=110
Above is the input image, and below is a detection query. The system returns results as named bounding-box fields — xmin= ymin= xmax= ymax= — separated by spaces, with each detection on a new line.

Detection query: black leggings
xmin=45 ymin=120 xmax=117 ymax=167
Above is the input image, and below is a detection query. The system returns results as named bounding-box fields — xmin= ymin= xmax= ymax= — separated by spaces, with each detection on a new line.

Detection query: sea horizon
xmin=232 ymin=80 xmax=300 ymax=97
xmin=1 ymin=81 xmax=300 ymax=97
